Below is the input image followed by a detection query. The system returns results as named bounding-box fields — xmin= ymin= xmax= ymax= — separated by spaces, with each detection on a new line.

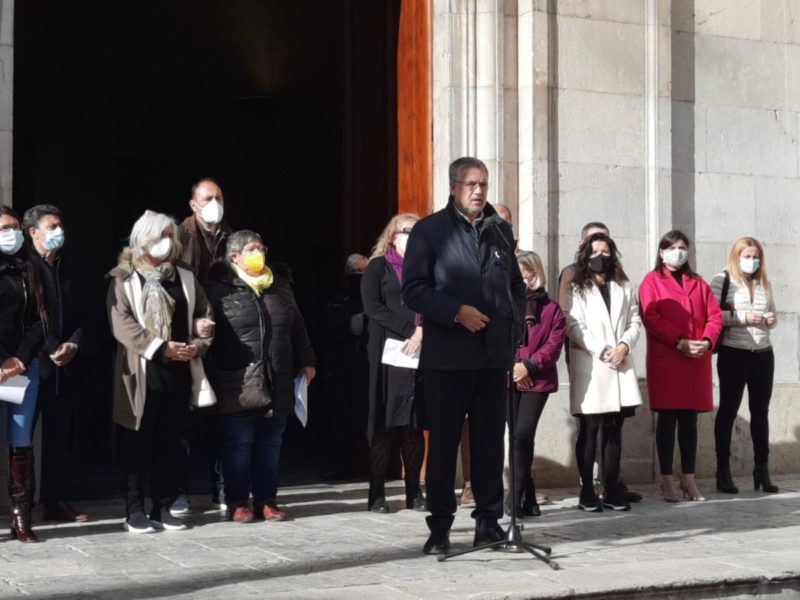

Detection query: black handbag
xmin=712 ymin=270 xmax=731 ymax=354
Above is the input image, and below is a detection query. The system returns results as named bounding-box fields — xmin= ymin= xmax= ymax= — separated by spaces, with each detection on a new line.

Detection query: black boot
xmin=753 ymin=463 xmax=778 ymax=493
xmin=522 ymin=479 xmax=541 ymax=517
xmin=715 ymin=462 xmax=739 ymax=494
xmin=367 ymin=477 xmax=389 ymax=513
xmin=8 ymin=446 xmax=38 ymax=543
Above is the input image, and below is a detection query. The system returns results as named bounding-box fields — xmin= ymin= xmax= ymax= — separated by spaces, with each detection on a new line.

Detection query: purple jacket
xmin=515 ymin=294 xmax=566 ymax=393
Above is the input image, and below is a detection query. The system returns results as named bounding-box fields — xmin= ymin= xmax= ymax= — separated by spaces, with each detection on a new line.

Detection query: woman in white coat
xmin=566 ymin=233 xmax=642 ymax=512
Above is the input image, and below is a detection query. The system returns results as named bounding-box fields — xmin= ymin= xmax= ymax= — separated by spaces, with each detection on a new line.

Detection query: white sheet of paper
xmin=0 ymin=375 xmax=30 ymax=405
xmin=294 ymin=373 xmax=309 ymax=427
xmin=381 ymin=338 xmax=420 ymax=369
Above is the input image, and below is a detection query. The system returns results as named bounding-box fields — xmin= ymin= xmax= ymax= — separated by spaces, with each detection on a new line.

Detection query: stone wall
xmin=433 ymin=0 xmax=800 ymax=486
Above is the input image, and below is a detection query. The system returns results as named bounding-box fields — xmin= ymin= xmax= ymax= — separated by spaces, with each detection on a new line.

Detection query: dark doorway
xmin=14 ymin=0 xmax=399 ymax=497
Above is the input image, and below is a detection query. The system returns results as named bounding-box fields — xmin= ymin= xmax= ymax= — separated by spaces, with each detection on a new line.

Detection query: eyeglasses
xmin=396 ymin=228 xmax=413 ymax=235
xmin=454 ymin=180 xmax=489 ymax=190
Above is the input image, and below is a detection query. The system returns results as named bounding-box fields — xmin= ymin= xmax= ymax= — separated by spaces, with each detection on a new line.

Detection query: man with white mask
xmin=23 ymin=204 xmax=88 ymax=522
xmin=175 ymin=178 xmax=229 ymax=517
xmin=179 ymin=178 xmax=232 ymax=284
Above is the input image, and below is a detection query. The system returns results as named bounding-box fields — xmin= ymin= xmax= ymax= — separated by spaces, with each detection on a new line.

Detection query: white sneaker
xmin=170 ymin=494 xmax=192 ymax=517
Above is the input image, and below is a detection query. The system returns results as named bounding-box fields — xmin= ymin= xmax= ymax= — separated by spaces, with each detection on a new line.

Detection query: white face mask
xmin=148 ymin=237 xmax=172 ymax=261
xmin=42 ymin=227 xmax=65 ymax=252
xmin=662 ymin=248 xmax=688 ymax=268
xmin=200 ymin=199 xmax=224 ymax=225
xmin=0 ymin=229 xmax=23 ymax=255
xmin=739 ymin=257 xmax=760 ymax=275
xmin=394 ymin=234 xmax=408 ymax=255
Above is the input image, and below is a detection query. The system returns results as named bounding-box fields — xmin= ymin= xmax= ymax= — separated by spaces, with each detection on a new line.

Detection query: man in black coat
xmin=402 ymin=156 xmax=526 ymax=554
xmin=23 ymin=204 xmax=87 ymax=522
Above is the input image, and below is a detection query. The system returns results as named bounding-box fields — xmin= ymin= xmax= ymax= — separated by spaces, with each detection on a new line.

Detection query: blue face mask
xmin=42 ymin=227 xmax=65 ymax=252
xmin=0 ymin=229 xmax=23 ymax=255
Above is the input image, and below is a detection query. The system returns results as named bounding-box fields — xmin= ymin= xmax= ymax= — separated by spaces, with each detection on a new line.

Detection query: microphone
xmin=483 ymin=213 xmax=512 ymax=253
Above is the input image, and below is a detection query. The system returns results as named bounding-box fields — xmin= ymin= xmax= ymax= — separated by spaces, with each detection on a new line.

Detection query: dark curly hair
xmin=571 ymin=232 xmax=628 ymax=296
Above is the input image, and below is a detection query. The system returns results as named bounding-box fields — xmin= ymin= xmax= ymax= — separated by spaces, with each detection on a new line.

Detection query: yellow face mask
xmin=243 ymin=250 xmax=265 ymax=273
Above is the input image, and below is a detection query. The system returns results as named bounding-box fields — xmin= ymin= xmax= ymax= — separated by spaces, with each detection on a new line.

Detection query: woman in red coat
xmin=639 ymin=230 xmax=722 ymax=502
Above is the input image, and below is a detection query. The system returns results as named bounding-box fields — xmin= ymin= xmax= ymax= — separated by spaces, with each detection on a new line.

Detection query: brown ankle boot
xmin=9 ymin=446 xmax=38 ymax=543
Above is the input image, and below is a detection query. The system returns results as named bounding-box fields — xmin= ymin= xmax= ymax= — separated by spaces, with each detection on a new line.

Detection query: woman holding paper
xmin=566 ymin=233 xmax=643 ymax=513
xmin=0 ymin=205 xmax=46 ymax=543
xmin=204 ymin=230 xmax=315 ymax=523
xmin=361 ymin=213 xmax=425 ymax=513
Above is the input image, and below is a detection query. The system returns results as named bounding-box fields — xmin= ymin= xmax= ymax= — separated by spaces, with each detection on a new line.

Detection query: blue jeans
xmin=221 ymin=413 xmax=287 ymax=506
xmin=2 ymin=360 xmax=40 ymax=447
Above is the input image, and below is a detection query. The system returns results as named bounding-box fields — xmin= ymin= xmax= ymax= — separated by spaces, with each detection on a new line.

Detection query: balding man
xmin=179 ymin=178 xmax=232 ymax=283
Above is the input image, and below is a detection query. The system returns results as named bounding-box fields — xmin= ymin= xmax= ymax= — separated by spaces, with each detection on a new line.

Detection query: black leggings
xmin=715 ymin=347 xmax=774 ymax=465
xmin=508 ymin=391 xmax=548 ymax=499
xmin=656 ymin=409 xmax=698 ymax=475
xmin=575 ymin=413 xmax=623 ymax=500
xmin=369 ymin=426 xmax=425 ymax=495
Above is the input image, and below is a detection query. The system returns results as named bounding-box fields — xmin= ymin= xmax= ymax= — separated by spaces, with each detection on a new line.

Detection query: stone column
xmin=0 ymin=0 xmax=12 ymax=207
xmin=432 ymin=0 xmax=518 ymax=216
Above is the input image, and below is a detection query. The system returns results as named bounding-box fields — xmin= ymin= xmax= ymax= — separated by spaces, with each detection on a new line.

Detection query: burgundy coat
xmin=515 ymin=295 xmax=566 ymax=393
xmin=639 ymin=269 xmax=723 ymax=412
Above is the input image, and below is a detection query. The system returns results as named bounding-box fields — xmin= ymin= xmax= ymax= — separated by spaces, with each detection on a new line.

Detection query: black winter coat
xmin=402 ymin=200 xmax=526 ymax=370
xmin=0 ymin=254 xmax=44 ymax=367
xmin=361 ymin=256 xmax=418 ymax=442
xmin=31 ymin=252 xmax=85 ymax=382
xmin=263 ymin=276 xmax=316 ymax=415
xmin=203 ymin=266 xmax=273 ymax=416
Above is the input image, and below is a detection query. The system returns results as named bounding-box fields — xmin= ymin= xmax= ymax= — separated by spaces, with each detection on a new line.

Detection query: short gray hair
xmin=226 ymin=230 xmax=262 ymax=258
xmin=129 ymin=210 xmax=181 ymax=262
xmin=448 ymin=156 xmax=488 ymax=183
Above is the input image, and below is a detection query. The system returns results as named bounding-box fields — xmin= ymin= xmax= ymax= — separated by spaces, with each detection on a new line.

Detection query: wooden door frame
xmin=397 ymin=0 xmax=432 ymax=216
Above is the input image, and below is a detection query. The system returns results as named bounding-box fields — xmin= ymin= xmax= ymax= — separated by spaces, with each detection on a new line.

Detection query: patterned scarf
xmin=136 ymin=262 xmax=176 ymax=341
xmin=232 ymin=263 xmax=274 ymax=295
xmin=384 ymin=247 xmax=404 ymax=283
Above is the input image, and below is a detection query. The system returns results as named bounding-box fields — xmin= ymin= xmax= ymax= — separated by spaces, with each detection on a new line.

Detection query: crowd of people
xmin=0 ymin=160 xmax=781 ymax=554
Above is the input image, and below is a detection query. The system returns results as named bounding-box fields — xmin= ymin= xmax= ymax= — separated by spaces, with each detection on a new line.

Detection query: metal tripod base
xmin=437 ymin=524 xmax=560 ymax=570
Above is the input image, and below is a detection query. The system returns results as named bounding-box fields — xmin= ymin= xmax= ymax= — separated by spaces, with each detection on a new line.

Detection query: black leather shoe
xmin=407 ymin=491 xmax=427 ymax=512
xmin=422 ymin=533 xmax=450 ymax=555
xmin=368 ymin=497 xmax=390 ymax=513
xmin=523 ymin=501 xmax=541 ymax=517
xmin=473 ymin=519 xmax=505 ymax=548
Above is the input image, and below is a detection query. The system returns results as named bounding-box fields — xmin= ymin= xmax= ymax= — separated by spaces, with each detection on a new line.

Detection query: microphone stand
xmin=439 ymin=220 xmax=559 ymax=570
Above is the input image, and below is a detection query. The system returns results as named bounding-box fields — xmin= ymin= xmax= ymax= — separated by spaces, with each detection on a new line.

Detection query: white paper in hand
xmin=294 ymin=373 xmax=309 ymax=427
xmin=381 ymin=338 xmax=420 ymax=369
xmin=0 ymin=375 xmax=30 ymax=404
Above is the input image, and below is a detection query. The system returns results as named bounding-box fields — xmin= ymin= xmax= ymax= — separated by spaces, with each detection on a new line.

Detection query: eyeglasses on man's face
xmin=453 ymin=180 xmax=489 ymax=191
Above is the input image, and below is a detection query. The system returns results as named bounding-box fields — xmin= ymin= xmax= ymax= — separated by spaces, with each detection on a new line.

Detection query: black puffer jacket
xmin=263 ymin=276 xmax=316 ymax=414
xmin=203 ymin=264 xmax=272 ymax=415
xmin=0 ymin=254 xmax=44 ymax=366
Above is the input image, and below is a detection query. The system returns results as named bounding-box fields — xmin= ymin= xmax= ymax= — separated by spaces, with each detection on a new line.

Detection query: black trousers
xmin=715 ymin=346 xmax=774 ymax=465
xmin=575 ymin=413 xmax=623 ymax=500
xmin=36 ymin=374 xmax=78 ymax=505
xmin=120 ymin=389 xmax=185 ymax=516
xmin=422 ymin=368 xmax=506 ymax=534
xmin=655 ymin=409 xmax=698 ymax=475
xmin=508 ymin=391 xmax=548 ymax=501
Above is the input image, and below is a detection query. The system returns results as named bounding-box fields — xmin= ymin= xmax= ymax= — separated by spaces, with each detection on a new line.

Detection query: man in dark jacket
xmin=23 ymin=204 xmax=87 ymax=522
xmin=402 ymin=156 xmax=526 ymax=554
xmin=173 ymin=177 xmax=231 ymax=515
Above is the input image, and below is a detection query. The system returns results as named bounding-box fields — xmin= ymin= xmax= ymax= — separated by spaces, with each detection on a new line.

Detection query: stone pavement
xmin=0 ymin=475 xmax=798 ymax=599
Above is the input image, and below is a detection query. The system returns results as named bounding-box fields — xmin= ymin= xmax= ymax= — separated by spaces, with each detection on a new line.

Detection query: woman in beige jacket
xmin=107 ymin=210 xmax=214 ymax=534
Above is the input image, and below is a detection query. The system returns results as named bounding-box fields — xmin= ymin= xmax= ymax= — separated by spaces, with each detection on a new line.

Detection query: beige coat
xmin=107 ymin=254 xmax=215 ymax=431
xmin=566 ymin=280 xmax=643 ymax=415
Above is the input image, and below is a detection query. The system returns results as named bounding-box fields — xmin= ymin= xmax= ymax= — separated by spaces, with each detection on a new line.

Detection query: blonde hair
xmin=371 ymin=213 xmax=420 ymax=257
xmin=726 ymin=236 xmax=770 ymax=295
xmin=516 ymin=250 xmax=546 ymax=288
